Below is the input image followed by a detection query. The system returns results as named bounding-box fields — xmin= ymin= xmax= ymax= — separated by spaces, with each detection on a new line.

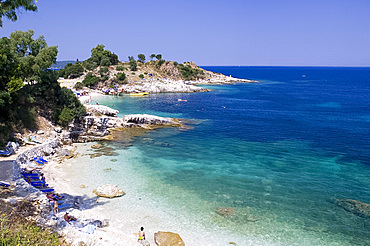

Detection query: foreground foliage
xmin=0 ymin=194 xmax=67 ymax=246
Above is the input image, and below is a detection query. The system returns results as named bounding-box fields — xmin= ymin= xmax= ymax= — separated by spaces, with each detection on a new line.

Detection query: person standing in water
xmin=138 ymin=227 xmax=145 ymax=241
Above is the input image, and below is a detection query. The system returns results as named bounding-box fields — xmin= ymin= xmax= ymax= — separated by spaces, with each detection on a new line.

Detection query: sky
xmin=1 ymin=0 xmax=370 ymax=66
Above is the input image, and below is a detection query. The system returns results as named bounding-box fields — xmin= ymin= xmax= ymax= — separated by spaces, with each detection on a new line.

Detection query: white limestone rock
xmin=93 ymin=184 xmax=125 ymax=198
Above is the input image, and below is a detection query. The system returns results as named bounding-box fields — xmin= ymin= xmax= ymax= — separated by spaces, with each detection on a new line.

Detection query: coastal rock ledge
xmin=334 ymin=199 xmax=370 ymax=218
xmin=154 ymin=231 xmax=185 ymax=246
xmin=93 ymin=184 xmax=126 ymax=198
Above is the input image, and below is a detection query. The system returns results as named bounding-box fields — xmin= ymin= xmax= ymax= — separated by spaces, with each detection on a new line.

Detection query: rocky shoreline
xmin=0 ymin=102 xmax=188 ymax=245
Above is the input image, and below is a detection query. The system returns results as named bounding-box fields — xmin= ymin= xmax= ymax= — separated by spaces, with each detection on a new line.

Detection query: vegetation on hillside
xmin=0 ymin=30 xmax=85 ymax=145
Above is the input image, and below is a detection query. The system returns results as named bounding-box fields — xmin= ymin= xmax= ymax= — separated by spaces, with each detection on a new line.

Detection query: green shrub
xmin=116 ymin=72 xmax=126 ymax=81
xmin=139 ymin=74 xmax=144 ymax=79
xmin=74 ymin=82 xmax=84 ymax=90
xmin=82 ymin=73 xmax=99 ymax=87
xmin=116 ymin=65 xmax=124 ymax=71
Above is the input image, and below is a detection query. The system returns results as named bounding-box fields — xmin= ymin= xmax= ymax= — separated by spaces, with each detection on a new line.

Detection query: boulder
xmin=85 ymin=105 xmax=119 ymax=116
xmin=93 ymin=184 xmax=125 ymax=198
xmin=123 ymin=114 xmax=180 ymax=126
xmin=334 ymin=199 xmax=370 ymax=218
xmin=154 ymin=231 xmax=185 ymax=246
xmin=215 ymin=207 xmax=236 ymax=217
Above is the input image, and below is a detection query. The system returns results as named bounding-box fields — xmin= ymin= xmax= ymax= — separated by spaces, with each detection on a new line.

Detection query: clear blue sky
xmin=1 ymin=0 xmax=370 ymax=66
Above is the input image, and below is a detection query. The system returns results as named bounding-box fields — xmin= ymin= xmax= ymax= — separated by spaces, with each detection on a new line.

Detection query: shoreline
xmin=2 ymin=90 xmax=269 ymax=246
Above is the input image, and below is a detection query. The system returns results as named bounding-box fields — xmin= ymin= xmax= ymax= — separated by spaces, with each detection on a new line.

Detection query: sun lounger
xmin=33 ymin=157 xmax=44 ymax=164
xmin=30 ymin=136 xmax=43 ymax=144
xmin=41 ymin=188 xmax=54 ymax=193
xmin=22 ymin=173 xmax=40 ymax=177
xmin=0 ymin=182 xmax=10 ymax=187
xmin=23 ymin=137 xmax=36 ymax=145
xmin=0 ymin=150 xmax=12 ymax=156
xmin=37 ymin=156 xmax=48 ymax=163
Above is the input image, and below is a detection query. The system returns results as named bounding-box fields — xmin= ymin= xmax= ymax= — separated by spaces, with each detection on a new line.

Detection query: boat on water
xmin=130 ymin=92 xmax=149 ymax=96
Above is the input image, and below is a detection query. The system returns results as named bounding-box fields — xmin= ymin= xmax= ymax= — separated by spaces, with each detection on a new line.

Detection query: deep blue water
xmin=96 ymin=66 xmax=370 ymax=245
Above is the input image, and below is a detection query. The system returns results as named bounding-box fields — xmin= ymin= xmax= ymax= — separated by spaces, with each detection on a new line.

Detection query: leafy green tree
xmin=138 ymin=54 xmax=145 ymax=63
xmin=0 ymin=0 xmax=37 ymax=27
xmin=0 ymin=30 xmax=57 ymax=94
xmin=150 ymin=54 xmax=156 ymax=60
xmin=82 ymin=72 xmax=99 ymax=87
xmin=155 ymin=54 xmax=162 ymax=60
xmin=83 ymin=60 xmax=98 ymax=71
xmin=129 ymin=59 xmax=137 ymax=71
xmin=128 ymin=56 xmax=134 ymax=61
xmin=110 ymin=53 xmax=119 ymax=65
xmin=88 ymin=44 xmax=118 ymax=67
xmin=100 ymin=57 xmax=110 ymax=67
xmin=99 ymin=66 xmax=109 ymax=76
xmin=60 ymin=61 xmax=84 ymax=79
xmin=58 ymin=107 xmax=74 ymax=127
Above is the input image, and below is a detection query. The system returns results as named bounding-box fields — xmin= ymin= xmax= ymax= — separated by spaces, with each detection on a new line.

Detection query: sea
xmin=62 ymin=67 xmax=370 ymax=245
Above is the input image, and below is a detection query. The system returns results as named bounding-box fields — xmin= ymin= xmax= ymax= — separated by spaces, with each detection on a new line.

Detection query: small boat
xmin=130 ymin=92 xmax=149 ymax=96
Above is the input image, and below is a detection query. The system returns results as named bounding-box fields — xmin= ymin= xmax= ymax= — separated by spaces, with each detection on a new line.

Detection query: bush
xmin=99 ymin=67 xmax=109 ymax=76
xmin=82 ymin=73 xmax=99 ymax=87
xmin=129 ymin=59 xmax=137 ymax=71
xmin=74 ymin=82 xmax=84 ymax=90
xmin=83 ymin=60 xmax=98 ymax=71
xmin=156 ymin=59 xmax=165 ymax=69
xmin=178 ymin=64 xmax=205 ymax=80
xmin=116 ymin=65 xmax=124 ymax=71
xmin=139 ymin=74 xmax=144 ymax=79
xmin=116 ymin=72 xmax=126 ymax=81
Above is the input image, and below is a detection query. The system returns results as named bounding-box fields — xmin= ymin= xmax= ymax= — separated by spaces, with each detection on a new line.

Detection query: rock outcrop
xmin=67 ymin=104 xmax=182 ymax=142
xmin=154 ymin=231 xmax=185 ymax=246
xmin=93 ymin=184 xmax=125 ymax=198
xmin=85 ymin=105 xmax=119 ymax=116
xmin=120 ymin=80 xmax=208 ymax=94
xmin=123 ymin=114 xmax=180 ymax=126
xmin=334 ymin=199 xmax=370 ymax=218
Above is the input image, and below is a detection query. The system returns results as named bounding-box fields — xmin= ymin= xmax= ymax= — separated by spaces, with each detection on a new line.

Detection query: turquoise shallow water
xmin=73 ymin=67 xmax=369 ymax=245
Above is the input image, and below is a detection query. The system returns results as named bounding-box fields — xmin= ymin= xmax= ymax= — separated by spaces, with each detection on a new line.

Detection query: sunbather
xmin=64 ymin=212 xmax=77 ymax=224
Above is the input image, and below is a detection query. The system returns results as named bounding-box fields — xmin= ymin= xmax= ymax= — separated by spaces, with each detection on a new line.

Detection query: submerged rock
xmin=93 ymin=184 xmax=125 ymax=198
xmin=334 ymin=199 xmax=370 ymax=218
xmin=90 ymin=153 xmax=102 ymax=158
xmin=154 ymin=231 xmax=185 ymax=246
xmin=215 ymin=207 xmax=236 ymax=217
xmin=91 ymin=143 xmax=104 ymax=149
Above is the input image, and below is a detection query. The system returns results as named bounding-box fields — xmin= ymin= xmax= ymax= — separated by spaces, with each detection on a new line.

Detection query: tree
xmin=128 ymin=56 xmax=134 ymax=61
xmin=0 ymin=30 xmax=58 ymax=91
xmin=82 ymin=72 xmax=99 ymax=87
xmin=129 ymin=59 xmax=137 ymax=71
xmin=87 ymin=44 xmax=118 ymax=67
xmin=155 ymin=54 xmax=162 ymax=60
xmin=137 ymin=54 xmax=145 ymax=63
xmin=150 ymin=54 xmax=156 ymax=60
xmin=0 ymin=0 xmax=37 ymax=27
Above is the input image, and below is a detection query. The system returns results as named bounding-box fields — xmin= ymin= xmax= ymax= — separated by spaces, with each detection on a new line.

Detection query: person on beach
xmin=64 ymin=212 xmax=77 ymax=224
xmin=138 ymin=227 xmax=145 ymax=241
xmin=53 ymin=198 xmax=58 ymax=214
xmin=26 ymin=176 xmax=31 ymax=184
